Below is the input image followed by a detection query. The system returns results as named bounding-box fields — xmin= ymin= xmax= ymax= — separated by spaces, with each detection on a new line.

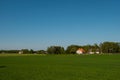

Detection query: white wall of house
xmin=96 ymin=51 xmax=100 ymax=54
xmin=89 ymin=52 xmax=94 ymax=54
xmin=19 ymin=51 xmax=23 ymax=54
xmin=76 ymin=50 xmax=83 ymax=54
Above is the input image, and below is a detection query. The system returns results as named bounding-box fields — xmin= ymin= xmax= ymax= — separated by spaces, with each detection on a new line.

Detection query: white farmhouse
xmin=76 ymin=48 xmax=85 ymax=54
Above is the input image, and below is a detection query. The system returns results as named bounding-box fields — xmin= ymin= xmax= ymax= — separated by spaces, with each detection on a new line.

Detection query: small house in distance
xmin=76 ymin=48 xmax=85 ymax=54
xmin=89 ymin=49 xmax=94 ymax=54
xmin=89 ymin=49 xmax=100 ymax=54
xmin=96 ymin=49 xmax=100 ymax=54
xmin=88 ymin=49 xmax=100 ymax=54
xmin=18 ymin=50 xmax=23 ymax=54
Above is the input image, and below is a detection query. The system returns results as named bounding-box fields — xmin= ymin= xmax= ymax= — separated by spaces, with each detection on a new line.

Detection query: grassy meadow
xmin=0 ymin=54 xmax=120 ymax=80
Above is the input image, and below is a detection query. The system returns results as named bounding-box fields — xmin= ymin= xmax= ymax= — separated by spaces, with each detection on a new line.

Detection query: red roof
xmin=77 ymin=48 xmax=85 ymax=53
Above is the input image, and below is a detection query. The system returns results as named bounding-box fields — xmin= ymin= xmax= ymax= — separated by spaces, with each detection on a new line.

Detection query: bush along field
xmin=0 ymin=54 xmax=120 ymax=80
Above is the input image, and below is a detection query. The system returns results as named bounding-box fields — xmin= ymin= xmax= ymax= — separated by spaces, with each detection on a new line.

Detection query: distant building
xmin=89 ymin=52 xmax=95 ymax=54
xmin=89 ymin=49 xmax=94 ymax=54
xmin=76 ymin=48 xmax=85 ymax=54
xmin=18 ymin=50 xmax=23 ymax=54
xmin=96 ymin=49 xmax=100 ymax=54
xmin=89 ymin=49 xmax=100 ymax=54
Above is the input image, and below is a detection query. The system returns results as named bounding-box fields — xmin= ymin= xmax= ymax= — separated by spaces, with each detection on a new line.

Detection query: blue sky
xmin=0 ymin=0 xmax=120 ymax=50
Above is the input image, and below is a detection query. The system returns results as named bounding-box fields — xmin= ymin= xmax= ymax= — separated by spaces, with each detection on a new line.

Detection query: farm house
xmin=76 ymin=48 xmax=85 ymax=54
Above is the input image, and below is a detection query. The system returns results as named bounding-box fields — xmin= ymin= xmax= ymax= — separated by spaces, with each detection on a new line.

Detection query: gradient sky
xmin=0 ymin=0 xmax=120 ymax=50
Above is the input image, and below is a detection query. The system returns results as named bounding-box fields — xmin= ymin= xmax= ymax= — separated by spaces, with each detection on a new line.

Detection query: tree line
xmin=0 ymin=41 xmax=120 ymax=54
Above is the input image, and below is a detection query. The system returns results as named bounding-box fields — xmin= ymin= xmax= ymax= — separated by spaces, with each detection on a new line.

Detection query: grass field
xmin=0 ymin=54 xmax=120 ymax=80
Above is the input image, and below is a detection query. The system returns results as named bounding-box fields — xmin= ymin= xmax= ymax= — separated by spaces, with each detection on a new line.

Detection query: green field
xmin=0 ymin=54 xmax=120 ymax=80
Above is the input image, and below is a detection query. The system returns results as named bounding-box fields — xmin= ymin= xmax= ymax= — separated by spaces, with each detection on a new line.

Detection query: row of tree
xmin=65 ymin=42 xmax=120 ymax=54
xmin=0 ymin=42 xmax=120 ymax=54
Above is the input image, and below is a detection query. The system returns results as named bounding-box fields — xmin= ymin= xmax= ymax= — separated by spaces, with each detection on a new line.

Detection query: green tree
xmin=47 ymin=46 xmax=65 ymax=54
xmin=21 ymin=49 xmax=30 ymax=54
xmin=100 ymin=42 xmax=119 ymax=53
xmin=82 ymin=45 xmax=91 ymax=53
xmin=0 ymin=50 xmax=19 ymax=54
xmin=66 ymin=45 xmax=80 ymax=54
xmin=119 ymin=43 xmax=120 ymax=53
xmin=29 ymin=49 xmax=34 ymax=54
xmin=37 ymin=50 xmax=47 ymax=54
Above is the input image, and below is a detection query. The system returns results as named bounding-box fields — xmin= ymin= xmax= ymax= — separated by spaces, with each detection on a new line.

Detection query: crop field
xmin=0 ymin=54 xmax=120 ymax=80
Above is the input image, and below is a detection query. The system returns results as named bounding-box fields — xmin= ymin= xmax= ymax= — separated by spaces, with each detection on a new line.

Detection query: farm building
xmin=89 ymin=49 xmax=100 ymax=54
xmin=96 ymin=49 xmax=100 ymax=54
xmin=76 ymin=48 xmax=85 ymax=54
xmin=18 ymin=50 xmax=23 ymax=54
xmin=89 ymin=49 xmax=94 ymax=54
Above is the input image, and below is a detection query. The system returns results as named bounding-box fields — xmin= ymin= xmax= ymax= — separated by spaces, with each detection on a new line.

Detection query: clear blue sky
xmin=0 ymin=0 xmax=120 ymax=50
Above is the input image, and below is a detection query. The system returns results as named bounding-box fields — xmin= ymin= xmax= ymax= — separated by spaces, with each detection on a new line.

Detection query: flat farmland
xmin=0 ymin=54 xmax=120 ymax=80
